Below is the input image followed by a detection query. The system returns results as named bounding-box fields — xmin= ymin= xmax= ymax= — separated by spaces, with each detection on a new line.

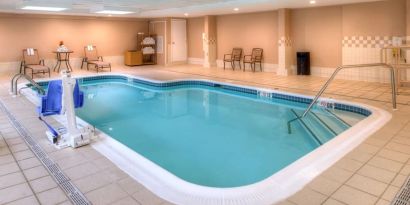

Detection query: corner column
xmin=277 ymin=9 xmax=293 ymax=76
xmin=203 ymin=16 xmax=217 ymax=68
xmin=406 ymin=0 xmax=410 ymax=80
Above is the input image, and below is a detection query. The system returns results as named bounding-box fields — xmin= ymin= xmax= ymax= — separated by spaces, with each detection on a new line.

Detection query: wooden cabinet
xmin=124 ymin=50 xmax=143 ymax=66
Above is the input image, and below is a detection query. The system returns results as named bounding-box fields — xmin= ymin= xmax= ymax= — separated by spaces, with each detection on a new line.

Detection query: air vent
xmin=392 ymin=177 xmax=410 ymax=205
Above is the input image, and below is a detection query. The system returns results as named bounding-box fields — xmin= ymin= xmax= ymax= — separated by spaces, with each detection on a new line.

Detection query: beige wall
xmin=0 ymin=14 xmax=148 ymax=62
xmin=342 ymin=0 xmax=406 ymax=36
xmin=291 ymin=6 xmax=343 ymax=67
xmin=216 ymin=11 xmax=278 ymax=64
xmin=184 ymin=0 xmax=407 ymax=69
xmin=291 ymin=0 xmax=406 ymax=67
xmin=407 ymin=0 xmax=410 ymax=36
xmin=187 ymin=17 xmax=204 ymax=59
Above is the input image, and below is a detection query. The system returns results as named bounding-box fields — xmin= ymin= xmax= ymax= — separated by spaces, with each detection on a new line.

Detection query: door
xmin=171 ymin=19 xmax=187 ymax=62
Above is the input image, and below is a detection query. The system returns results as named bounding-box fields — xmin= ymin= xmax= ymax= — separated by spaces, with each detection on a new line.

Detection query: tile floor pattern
xmin=0 ymin=64 xmax=409 ymax=205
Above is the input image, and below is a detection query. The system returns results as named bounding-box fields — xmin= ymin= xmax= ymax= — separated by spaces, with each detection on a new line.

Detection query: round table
xmin=53 ymin=51 xmax=73 ymax=72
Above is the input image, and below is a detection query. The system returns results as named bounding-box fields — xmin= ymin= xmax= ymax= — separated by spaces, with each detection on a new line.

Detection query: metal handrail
xmin=288 ymin=63 xmax=397 ymax=134
xmin=11 ymin=73 xmax=46 ymax=96
xmin=303 ymin=63 xmax=396 ymax=117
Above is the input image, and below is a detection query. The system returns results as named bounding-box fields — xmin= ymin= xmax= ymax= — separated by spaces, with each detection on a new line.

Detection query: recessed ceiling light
xmin=184 ymin=13 xmax=189 ymax=17
xmin=21 ymin=6 xmax=67 ymax=12
xmin=233 ymin=8 xmax=239 ymax=11
xmin=95 ymin=10 xmax=133 ymax=15
xmin=310 ymin=0 xmax=316 ymax=4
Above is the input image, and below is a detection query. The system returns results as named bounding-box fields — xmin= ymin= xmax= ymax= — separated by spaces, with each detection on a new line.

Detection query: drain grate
xmin=0 ymin=100 xmax=91 ymax=205
xmin=392 ymin=177 xmax=410 ymax=205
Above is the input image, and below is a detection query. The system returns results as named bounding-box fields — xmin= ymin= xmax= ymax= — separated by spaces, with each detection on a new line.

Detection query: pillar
xmin=203 ymin=16 xmax=217 ymax=68
xmin=277 ymin=9 xmax=293 ymax=76
xmin=406 ymin=0 xmax=410 ymax=80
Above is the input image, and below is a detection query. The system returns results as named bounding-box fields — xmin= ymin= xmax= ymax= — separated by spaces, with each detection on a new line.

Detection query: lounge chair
xmin=81 ymin=45 xmax=111 ymax=73
xmin=243 ymin=48 xmax=263 ymax=72
xmin=21 ymin=48 xmax=51 ymax=78
xmin=223 ymin=48 xmax=243 ymax=70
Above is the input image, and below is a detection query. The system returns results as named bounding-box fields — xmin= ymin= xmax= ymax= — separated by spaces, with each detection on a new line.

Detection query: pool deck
xmin=0 ymin=64 xmax=409 ymax=205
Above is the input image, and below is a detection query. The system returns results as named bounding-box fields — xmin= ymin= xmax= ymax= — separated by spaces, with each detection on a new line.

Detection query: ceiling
xmin=0 ymin=0 xmax=383 ymax=18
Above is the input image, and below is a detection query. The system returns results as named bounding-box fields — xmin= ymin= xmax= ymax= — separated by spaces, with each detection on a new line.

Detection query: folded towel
xmin=142 ymin=37 xmax=155 ymax=45
xmin=26 ymin=48 xmax=35 ymax=56
xmin=142 ymin=46 xmax=155 ymax=54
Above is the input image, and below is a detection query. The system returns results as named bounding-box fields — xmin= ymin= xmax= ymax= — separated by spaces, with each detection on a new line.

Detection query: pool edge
xmin=20 ymin=73 xmax=392 ymax=205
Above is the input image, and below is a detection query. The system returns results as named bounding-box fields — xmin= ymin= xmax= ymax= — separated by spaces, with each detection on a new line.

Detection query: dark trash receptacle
xmin=297 ymin=52 xmax=310 ymax=75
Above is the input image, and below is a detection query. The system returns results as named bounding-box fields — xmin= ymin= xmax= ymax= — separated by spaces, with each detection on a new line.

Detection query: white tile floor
xmin=0 ymin=64 xmax=409 ymax=205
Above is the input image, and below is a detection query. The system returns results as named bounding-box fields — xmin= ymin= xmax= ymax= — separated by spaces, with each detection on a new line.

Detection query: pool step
xmin=291 ymin=109 xmax=349 ymax=145
xmin=312 ymin=109 xmax=351 ymax=135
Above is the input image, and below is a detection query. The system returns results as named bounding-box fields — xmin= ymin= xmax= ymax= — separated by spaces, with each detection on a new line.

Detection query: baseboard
xmin=214 ymin=59 xmax=278 ymax=73
xmin=306 ymin=65 xmax=394 ymax=83
xmin=188 ymin=58 xmax=204 ymax=65
xmin=184 ymin=60 xmax=396 ymax=83
xmin=0 ymin=56 xmax=124 ymax=75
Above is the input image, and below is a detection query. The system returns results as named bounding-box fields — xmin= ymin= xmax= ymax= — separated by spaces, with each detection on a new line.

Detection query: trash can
xmin=297 ymin=52 xmax=310 ymax=75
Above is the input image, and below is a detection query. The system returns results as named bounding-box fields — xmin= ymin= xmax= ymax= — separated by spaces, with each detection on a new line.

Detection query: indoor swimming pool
xmin=74 ymin=77 xmax=366 ymax=187
xmin=29 ymin=75 xmax=390 ymax=205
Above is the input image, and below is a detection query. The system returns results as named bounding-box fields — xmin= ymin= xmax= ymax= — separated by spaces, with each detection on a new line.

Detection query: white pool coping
xmin=20 ymin=73 xmax=392 ymax=205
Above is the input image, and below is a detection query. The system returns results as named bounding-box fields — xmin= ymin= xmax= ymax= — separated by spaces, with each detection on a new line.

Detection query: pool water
xmin=75 ymin=79 xmax=366 ymax=188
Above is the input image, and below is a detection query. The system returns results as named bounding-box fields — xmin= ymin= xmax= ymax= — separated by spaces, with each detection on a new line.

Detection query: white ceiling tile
xmin=0 ymin=0 xmax=382 ymax=18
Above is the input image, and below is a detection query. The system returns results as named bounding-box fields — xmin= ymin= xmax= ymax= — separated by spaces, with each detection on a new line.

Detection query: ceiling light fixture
xmin=310 ymin=0 xmax=316 ymax=4
xmin=90 ymin=5 xmax=136 ymax=15
xmin=21 ymin=6 xmax=67 ymax=12
xmin=233 ymin=8 xmax=239 ymax=11
xmin=95 ymin=10 xmax=134 ymax=15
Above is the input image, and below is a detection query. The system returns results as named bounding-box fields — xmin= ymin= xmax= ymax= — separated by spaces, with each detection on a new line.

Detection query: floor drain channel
xmin=392 ymin=177 xmax=410 ymax=205
xmin=0 ymin=100 xmax=91 ymax=205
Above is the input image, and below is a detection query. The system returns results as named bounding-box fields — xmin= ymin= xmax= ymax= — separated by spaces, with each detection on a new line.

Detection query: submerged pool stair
xmin=287 ymin=63 xmax=397 ymax=137
xmin=290 ymin=109 xmax=351 ymax=145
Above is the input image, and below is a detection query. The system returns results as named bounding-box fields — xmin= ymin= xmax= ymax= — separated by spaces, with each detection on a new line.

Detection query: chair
xmin=21 ymin=48 xmax=51 ymax=79
xmin=81 ymin=45 xmax=111 ymax=73
xmin=243 ymin=48 xmax=263 ymax=72
xmin=223 ymin=48 xmax=242 ymax=70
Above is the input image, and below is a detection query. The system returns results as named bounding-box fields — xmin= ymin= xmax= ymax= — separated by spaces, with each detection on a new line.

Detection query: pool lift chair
xmin=37 ymin=70 xmax=94 ymax=148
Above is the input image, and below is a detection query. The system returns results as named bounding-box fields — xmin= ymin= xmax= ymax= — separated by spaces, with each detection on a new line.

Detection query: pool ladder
xmin=10 ymin=73 xmax=45 ymax=96
xmin=288 ymin=63 xmax=397 ymax=135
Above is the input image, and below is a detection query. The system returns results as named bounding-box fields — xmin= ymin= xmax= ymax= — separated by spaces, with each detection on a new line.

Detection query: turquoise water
xmin=75 ymin=80 xmax=365 ymax=188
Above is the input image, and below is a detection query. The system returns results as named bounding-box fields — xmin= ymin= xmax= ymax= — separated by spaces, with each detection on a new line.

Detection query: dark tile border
xmin=34 ymin=75 xmax=372 ymax=117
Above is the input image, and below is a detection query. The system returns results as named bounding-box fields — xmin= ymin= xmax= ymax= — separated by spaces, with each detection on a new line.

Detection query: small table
xmin=53 ymin=51 xmax=73 ymax=72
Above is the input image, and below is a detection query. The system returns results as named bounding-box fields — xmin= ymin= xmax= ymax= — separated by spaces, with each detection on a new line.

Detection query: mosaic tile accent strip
xmin=203 ymin=36 xmax=217 ymax=46
xmin=31 ymin=75 xmax=372 ymax=116
xmin=278 ymin=36 xmax=292 ymax=47
xmin=342 ymin=36 xmax=396 ymax=48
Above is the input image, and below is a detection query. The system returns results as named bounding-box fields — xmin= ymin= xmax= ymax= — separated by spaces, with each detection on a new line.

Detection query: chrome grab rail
xmin=11 ymin=73 xmax=46 ymax=96
xmin=288 ymin=63 xmax=397 ymax=134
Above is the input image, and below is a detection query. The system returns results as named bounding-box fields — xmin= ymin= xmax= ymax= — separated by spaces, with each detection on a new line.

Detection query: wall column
xmin=277 ymin=9 xmax=293 ymax=76
xmin=203 ymin=16 xmax=217 ymax=68
xmin=406 ymin=0 xmax=410 ymax=80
